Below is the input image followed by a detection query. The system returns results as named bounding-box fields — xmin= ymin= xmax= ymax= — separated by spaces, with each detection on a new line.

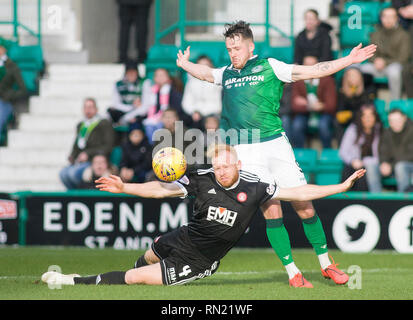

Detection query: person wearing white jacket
xmin=182 ymin=56 xmax=222 ymax=125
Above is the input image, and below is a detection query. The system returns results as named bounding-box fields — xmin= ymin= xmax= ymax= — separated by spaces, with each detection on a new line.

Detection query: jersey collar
xmin=229 ymin=55 xmax=258 ymax=71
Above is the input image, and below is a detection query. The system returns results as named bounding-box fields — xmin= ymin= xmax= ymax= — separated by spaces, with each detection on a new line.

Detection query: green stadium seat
xmin=110 ymin=146 xmax=123 ymax=168
xmin=294 ymin=148 xmax=318 ymax=182
xmin=315 ymin=149 xmax=344 ymax=185
xmin=20 ymin=70 xmax=38 ymax=93
xmin=374 ymin=99 xmax=388 ymax=127
xmin=8 ymin=45 xmax=43 ymax=71
xmin=382 ymin=176 xmax=397 ymax=188
xmin=187 ymin=41 xmax=227 ymax=67
xmin=343 ymin=1 xmax=384 ymax=24
xmin=339 ymin=16 xmax=375 ymax=48
xmin=259 ymin=46 xmax=293 ymax=64
xmin=7 ymin=45 xmax=43 ymax=93
xmin=388 ymin=99 xmax=413 ymax=121
xmin=146 ymin=44 xmax=179 ymax=76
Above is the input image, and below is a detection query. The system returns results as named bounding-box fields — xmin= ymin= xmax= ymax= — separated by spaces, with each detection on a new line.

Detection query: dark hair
xmin=305 ymin=9 xmax=319 ymax=18
xmin=223 ymin=20 xmax=253 ymax=40
xmin=84 ymin=97 xmax=97 ymax=108
xmin=163 ymin=108 xmax=179 ymax=118
xmin=354 ymin=103 xmax=381 ymax=143
xmin=196 ymin=55 xmax=213 ymax=65
xmin=388 ymin=108 xmax=406 ymax=116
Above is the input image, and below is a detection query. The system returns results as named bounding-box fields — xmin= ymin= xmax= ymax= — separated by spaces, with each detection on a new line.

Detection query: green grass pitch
xmin=0 ymin=246 xmax=412 ymax=300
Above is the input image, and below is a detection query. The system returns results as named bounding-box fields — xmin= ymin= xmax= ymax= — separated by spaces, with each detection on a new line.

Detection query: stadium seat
xmin=374 ymin=99 xmax=388 ymax=127
xmin=187 ymin=41 xmax=227 ymax=67
xmin=343 ymin=1 xmax=384 ymax=25
xmin=146 ymin=44 xmax=179 ymax=76
xmin=7 ymin=45 xmax=44 ymax=93
xmin=315 ymin=149 xmax=344 ymax=185
xmin=293 ymin=148 xmax=318 ymax=182
xmin=259 ymin=46 xmax=293 ymax=64
xmin=389 ymin=99 xmax=413 ymax=120
xmin=339 ymin=16 xmax=375 ymax=48
xmin=382 ymin=176 xmax=397 ymax=188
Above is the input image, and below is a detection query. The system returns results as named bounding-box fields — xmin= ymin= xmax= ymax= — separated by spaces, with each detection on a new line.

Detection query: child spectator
xmin=79 ymin=153 xmax=117 ymax=189
xmin=107 ymin=61 xmax=147 ymax=126
xmin=119 ymin=122 xmax=152 ymax=183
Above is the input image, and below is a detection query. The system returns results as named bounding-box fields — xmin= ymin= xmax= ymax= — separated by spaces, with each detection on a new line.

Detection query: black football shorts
xmin=151 ymin=226 xmax=220 ymax=285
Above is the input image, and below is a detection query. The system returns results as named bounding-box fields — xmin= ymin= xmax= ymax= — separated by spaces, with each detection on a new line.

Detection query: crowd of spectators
xmin=58 ymin=1 xmax=413 ymax=193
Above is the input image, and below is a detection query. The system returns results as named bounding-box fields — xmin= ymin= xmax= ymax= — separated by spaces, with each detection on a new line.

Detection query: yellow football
xmin=152 ymin=147 xmax=187 ymax=182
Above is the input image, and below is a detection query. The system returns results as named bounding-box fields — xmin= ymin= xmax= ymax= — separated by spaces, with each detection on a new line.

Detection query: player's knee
xmin=292 ymin=201 xmax=315 ymax=219
xmin=125 ymin=269 xmax=140 ymax=284
xmin=261 ymin=200 xmax=282 ymax=219
xmin=144 ymin=249 xmax=160 ymax=264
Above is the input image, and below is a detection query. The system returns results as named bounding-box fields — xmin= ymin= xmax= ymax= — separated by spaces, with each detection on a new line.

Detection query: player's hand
xmin=176 ymin=46 xmax=191 ymax=68
xmin=348 ymin=43 xmax=377 ymax=64
xmin=95 ymin=175 xmax=124 ymax=193
xmin=342 ymin=169 xmax=366 ymax=191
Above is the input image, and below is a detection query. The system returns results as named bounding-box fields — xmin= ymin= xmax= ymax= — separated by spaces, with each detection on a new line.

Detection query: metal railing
xmin=154 ymin=0 xmax=295 ymax=48
xmin=0 ymin=0 xmax=42 ymax=45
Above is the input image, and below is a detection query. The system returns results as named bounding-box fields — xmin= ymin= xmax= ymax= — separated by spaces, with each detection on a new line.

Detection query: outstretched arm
xmin=95 ymin=175 xmax=185 ymax=199
xmin=275 ymin=169 xmax=366 ymax=202
xmin=291 ymin=43 xmax=377 ymax=81
xmin=176 ymin=46 xmax=215 ymax=83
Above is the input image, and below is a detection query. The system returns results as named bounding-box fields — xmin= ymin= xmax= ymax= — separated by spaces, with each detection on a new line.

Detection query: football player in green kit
xmin=176 ymin=21 xmax=376 ymax=287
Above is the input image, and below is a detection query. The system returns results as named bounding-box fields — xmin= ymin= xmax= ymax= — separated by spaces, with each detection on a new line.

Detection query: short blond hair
xmin=206 ymin=144 xmax=238 ymax=162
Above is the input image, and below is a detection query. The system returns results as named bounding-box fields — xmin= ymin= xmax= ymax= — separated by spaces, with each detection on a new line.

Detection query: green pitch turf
xmin=0 ymin=246 xmax=412 ymax=300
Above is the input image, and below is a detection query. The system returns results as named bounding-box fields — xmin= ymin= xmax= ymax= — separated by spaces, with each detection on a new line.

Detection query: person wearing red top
xmin=290 ymin=56 xmax=337 ymax=148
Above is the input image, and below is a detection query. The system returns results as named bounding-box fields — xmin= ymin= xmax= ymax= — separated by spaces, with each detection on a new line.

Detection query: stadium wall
xmin=1 ymin=192 xmax=413 ymax=253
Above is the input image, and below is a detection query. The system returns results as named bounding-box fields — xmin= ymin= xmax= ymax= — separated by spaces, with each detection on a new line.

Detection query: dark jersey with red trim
xmin=174 ymin=166 xmax=278 ymax=261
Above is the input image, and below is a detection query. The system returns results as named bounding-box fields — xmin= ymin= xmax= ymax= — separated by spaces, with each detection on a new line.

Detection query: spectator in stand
xmin=360 ymin=7 xmax=411 ymax=100
xmin=379 ymin=109 xmax=413 ymax=192
xmin=119 ymin=121 xmax=152 ymax=183
xmin=0 ymin=44 xmax=26 ymax=138
xmin=294 ymin=9 xmax=333 ymax=64
xmin=392 ymin=0 xmax=413 ymax=33
xmin=339 ymin=104 xmax=383 ymax=192
xmin=107 ymin=61 xmax=147 ymax=126
xmin=182 ymin=55 xmax=222 ymax=129
xmin=335 ymin=67 xmax=376 ymax=142
xmin=142 ymin=68 xmax=190 ymax=143
xmin=290 ymin=56 xmax=337 ymax=148
xmin=392 ymin=1 xmax=413 ymax=98
xmin=79 ymin=153 xmax=117 ymax=189
xmin=117 ymin=0 xmax=153 ymax=64
xmin=60 ymin=98 xmax=115 ymax=190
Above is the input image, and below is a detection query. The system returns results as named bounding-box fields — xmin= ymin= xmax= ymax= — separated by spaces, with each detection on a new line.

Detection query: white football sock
xmin=318 ymin=253 xmax=332 ymax=270
xmin=285 ymin=262 xmax=300 ymax=279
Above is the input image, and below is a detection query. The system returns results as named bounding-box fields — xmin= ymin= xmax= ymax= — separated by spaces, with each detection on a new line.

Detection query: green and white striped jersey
xmin=212 ymin=55 xmax=294 ymax=144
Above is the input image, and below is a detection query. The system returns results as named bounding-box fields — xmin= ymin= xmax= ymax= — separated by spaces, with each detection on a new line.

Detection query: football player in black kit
xmin=41 ymin=144 xmax=365 ymax=287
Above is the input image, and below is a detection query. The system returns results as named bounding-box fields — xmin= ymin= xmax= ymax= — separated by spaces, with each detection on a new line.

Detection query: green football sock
xmin=302 ymin=214 xmax=328 ymax=256
xmin=266 ymin=218 xmax=294 ymax=266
